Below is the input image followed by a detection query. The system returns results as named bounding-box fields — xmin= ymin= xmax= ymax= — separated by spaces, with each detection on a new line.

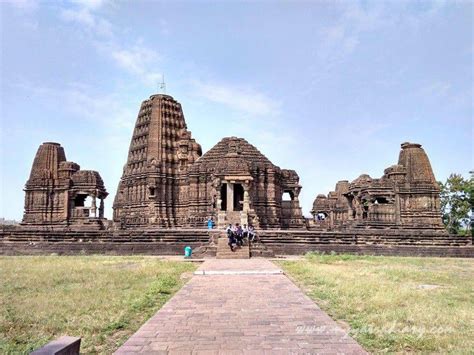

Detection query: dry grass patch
xmin=0 ymin=256 xmax=197 ymax=354
xmin=278 ymin=254 xmax=474 ymax=353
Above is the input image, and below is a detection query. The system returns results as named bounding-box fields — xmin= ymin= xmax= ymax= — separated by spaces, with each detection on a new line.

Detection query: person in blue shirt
xmin=207 ymin=217 xmax=214 ymax=230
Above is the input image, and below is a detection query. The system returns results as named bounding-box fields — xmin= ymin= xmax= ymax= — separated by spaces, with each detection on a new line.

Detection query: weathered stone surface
xmin=112 ymin=94 xmax=304 ymax=229
xmin=1 ymin=227 xmax=471 ymax=257
xmin=22 ymin=142 xmax=108 ymax=229
xmin=31 ymin=336 xmax=81 ymax=355
xmin=11 ymin=93 xmax=468 ymax=258
xmin=311 ymin=142 xmax=445 ymax=231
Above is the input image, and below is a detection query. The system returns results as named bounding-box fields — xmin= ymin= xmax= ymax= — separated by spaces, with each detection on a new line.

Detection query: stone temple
xmin=112 ymin=94 xmax=304 ymax=230
xmin=2 ymin=92 xmax=471 ymax=258
xmin=22 ymin=142 xmax=108 ymax=229
xmin=310 ymin=142 xmax=444 ymax=231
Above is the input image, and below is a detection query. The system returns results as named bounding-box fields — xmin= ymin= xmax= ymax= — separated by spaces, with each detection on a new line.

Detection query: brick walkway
xmin=115 ymin=260 xmax=366 ymax=354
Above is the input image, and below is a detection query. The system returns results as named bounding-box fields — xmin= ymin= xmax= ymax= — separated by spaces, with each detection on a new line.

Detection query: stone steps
xmin=216 ymin=237 xmax=249 ymax=259
xmin=249 ymin=241 xmax=275 ymax=257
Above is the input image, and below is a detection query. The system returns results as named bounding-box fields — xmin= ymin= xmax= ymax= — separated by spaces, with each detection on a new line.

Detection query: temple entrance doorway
xmin=233 ymin=183 xmax=244 ymax=211
xmin=220 ymin=184 xmax=227 ymax=211
xmin=216 ymin=179 xmax=253 ymax=228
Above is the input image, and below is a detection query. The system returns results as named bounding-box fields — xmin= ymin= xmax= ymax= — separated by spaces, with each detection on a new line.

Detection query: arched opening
xmin=282 ymin=192 xmax=292 ymax=201
xmin=73 ymin=194 xmax=92 ymax=218
xmin=374 ymin=197 xmax=389 ymax=204
xmin=363 ymin=202 xmax=369 ymax=219
xmin=74 ymin=194 xmax=88 ymax=207
xmin=149 ymin=187 xmax=155 ymax=197
xmin=316 ymin=212 xmax=328 ymax=221
xmin=84 ymin=196 xmax=93 ymax=208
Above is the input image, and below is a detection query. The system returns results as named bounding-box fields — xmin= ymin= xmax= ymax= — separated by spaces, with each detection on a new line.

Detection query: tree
xmin=438 ymin=173 xmax=473 ymax=235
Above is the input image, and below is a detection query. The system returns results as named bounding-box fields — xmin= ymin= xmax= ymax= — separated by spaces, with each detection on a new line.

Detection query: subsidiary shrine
xmin=1 ymin=94 xmax=472 ymax=257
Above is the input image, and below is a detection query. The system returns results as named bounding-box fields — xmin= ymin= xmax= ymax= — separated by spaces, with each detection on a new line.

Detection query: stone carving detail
xmin=22 ymin=142 xmax=108 ymax=228
xmin=310 ymin=142 xmax=444 ymax=230
xmin=21 ymin=94 xmax=446 ymax=237
xmin=112 ymin=94 xmax=304 ymax=229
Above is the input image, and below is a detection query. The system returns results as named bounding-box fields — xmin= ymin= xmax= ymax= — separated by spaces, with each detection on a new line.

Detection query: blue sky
xmin=1 ymin=0 xmax=472 ymax=220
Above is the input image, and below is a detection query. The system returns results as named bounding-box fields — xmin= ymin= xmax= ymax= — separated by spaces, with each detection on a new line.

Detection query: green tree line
xmin=438 ymin=172 xmax=473 ymax=235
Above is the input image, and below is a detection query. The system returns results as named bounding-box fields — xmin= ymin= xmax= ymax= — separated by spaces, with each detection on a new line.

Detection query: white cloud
xmin=58 ymin=1 xmax=161 ymax=86
xmin=60 ymin=5 xmax=113 ymax=38
xmin=14 ymin=79 xmax=135 ymax=129
xmin=416 ymin=81 xmax=472 ymax=122
xmin=72 ymin=0 xmax=107 ymax=11
xmin=4 ymin=0 xmax=38 ymax=12
xmin=110 ymin=45 xmax=161 ymax=85
xmin=316 ymin=1 xmax=448 ymax=69
xmin=192 ymin=81 xmax=280 ymax=117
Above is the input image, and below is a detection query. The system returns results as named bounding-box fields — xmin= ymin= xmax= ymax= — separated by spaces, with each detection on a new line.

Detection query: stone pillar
xmin=395 ymin=187 xmax=401 ymax=226
xmin=99 ymin=198 xmax=104 ymax=219
xmin=226 ymin=183 xmax=234 ymax=212
xmin=243 ymin=189 xmax=250 ymax=212
xmin=64 ymin=191 xmax=69 ymax=221
xmin=241 ymin=183 xmax=250 ymax=226
xmin=91 ymin=196 xmax=97 ymax=218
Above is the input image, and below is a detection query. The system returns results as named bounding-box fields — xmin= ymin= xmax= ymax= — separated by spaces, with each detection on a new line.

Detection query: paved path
xmin=115 ymin=260 xmax=366 ymax=354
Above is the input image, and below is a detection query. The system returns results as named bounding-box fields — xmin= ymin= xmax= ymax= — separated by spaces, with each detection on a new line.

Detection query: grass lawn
xmin=278 ymin=254 xmax=474 ymax=353
xmin=0 ymin=256 xmax=197 ymax=354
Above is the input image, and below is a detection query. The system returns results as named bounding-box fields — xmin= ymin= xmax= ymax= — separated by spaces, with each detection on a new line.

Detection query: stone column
xmin=241 ymin=183 xmax=250 ymax=226
xmin=226 ymin=183 xmax=234 ymax=212
xmin=395 ymin=188 xmax=401 ymax=226
xmin=99 ymin=198 xmax=104 ymax=219
xmin=243 ymin=189 xmax=250 ymax=212
xmin=91 ymin=195 xmax=97 ymax=218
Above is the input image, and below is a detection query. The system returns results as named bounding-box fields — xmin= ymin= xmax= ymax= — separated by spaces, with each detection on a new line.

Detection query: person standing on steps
xmin=248 ymin=225 xmax=257 ymax=242
xmin=226 ymin=224 xmax=235 ymax=251
xmin=207 ymin=217 xmax=214 ymax=230
xmin=242 ymin=224 xmax=248 ymax=243
xmin=235 ymin=223 xmax=243 ymax=247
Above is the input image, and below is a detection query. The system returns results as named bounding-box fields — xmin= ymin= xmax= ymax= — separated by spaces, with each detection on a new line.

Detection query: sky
xmin=0 ymin=0 xmax=472 ymax=221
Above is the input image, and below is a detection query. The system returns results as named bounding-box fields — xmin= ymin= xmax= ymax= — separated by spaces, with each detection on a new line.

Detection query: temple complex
xmin=112 ymin=94 xmax=304 ymax=229
xmin=5 ymin=92 xmax=471 ymax=258
xmin=22 ymin=142 xmax=108 ymax=228
xmin=310 ymin=142 xmax=444 ymax=230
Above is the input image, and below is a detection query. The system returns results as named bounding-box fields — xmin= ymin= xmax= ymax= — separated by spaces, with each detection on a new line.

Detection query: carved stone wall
xmin=22 ymin=142 xmax=108 ymax=228
xmin=112 ymin=94 xmax=201 ymax=227
xmin=112 ymin=94 xmax=304 ymax=229
xmin=311 ymin=142 xmax=444 ymax=231
xmin=186 ymin=137 xmax=305 ymax=229
xmin=22 ymin=95 xmax=447 ymax=237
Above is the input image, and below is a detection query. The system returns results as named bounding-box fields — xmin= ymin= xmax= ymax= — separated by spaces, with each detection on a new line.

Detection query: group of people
xmin=225 ymin=223 xmax=257 ymax=251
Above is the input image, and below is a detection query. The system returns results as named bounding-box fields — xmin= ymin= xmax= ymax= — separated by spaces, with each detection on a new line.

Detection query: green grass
xmin=278 ymin=253 xmax=474 ymax=353
xmin=0 ymin=256 xmax=197 ymax=354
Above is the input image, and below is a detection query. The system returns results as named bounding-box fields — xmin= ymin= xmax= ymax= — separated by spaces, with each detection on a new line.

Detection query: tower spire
xmin=158 ymin=74 xmax=166 ymax=94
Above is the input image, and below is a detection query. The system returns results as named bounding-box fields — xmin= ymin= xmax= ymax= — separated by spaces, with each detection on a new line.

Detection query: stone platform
xmin=115 ymin=259 xmax=367 ymax=354
xmin=1 ymin=227 xmax=472 ymax=258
